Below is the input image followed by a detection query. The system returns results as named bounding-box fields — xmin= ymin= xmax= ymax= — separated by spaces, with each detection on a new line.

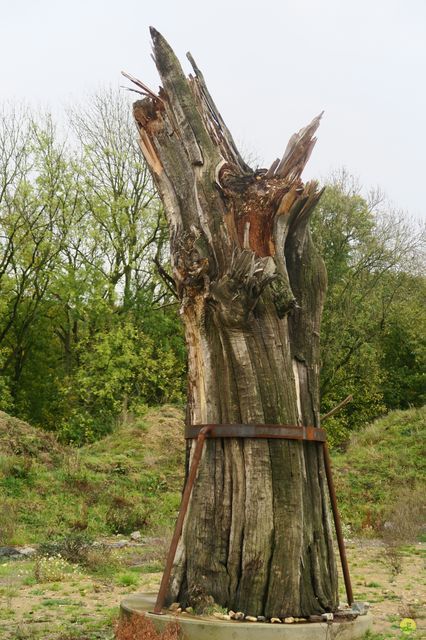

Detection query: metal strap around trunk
xmin=185 ymin=423 xmax=326 ymax=442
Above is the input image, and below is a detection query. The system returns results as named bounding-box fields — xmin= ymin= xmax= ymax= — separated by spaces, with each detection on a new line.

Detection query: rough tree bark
xmin=130 ymin=28 xmax=338 ymax=618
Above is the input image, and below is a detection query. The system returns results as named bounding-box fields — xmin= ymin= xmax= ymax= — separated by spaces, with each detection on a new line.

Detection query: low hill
xmin=0 ymin=406 xmax=185 ymax=545
xmin=0 ymin=405 xmax=424 ymax=545
xmin=0 ymin=411 xmax=63 ymax=461
xmin=333 ymin=405 xmax=425 ymax=535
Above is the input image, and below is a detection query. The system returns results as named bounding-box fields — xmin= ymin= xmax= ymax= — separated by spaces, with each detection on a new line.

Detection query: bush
xmin=381 ymin=485 xmax=425 ymax=545
xmin=0 ymin=499 xmax=16 ymax=544
xmin=115 ymin=613 xmax=181 ymax=640
xmin=38 ymin=531 xmax=121 ymax=574
xmin=34 ymin=555 xmax=79 ymax=582
xmin=380 ymin=485 xmax=425 ymax=576
xmin=38 ymin=532 xmax=93 ymax=564
xmin=106 ymin=496 xmax=149 ymax=535
xmin=83 ymin=544 xmax=122 ymax=574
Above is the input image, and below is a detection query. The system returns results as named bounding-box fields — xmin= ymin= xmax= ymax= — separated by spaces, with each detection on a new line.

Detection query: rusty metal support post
xmin=322 ymin=442 xmax=354 ymax=606
xmin=321 ymin=394 xmax=354 ymax=605
xmin=153 ymin=425 xmax=212 ymax=614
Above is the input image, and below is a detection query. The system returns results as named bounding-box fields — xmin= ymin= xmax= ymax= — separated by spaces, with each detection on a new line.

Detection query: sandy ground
xmin=341 ymin=541 xmax=425 ymax=636
xmin=0 ymin=540 xmax=424 ymax=639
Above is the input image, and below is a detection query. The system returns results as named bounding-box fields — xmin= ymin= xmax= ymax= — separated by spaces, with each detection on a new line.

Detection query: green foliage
xmin=105 ymin=495 xmax=149 ymax=535
xmin=38 ymin=532 xmax=93 ymax=564
xmin=115 ymin=573 xmax=138 ymax=587
xmin=379 ymin=276 xmax=425 ymax=409
xmin=0 ymin=94 xmax=185 ymax=443
xmin=312 ymin=171 xmax=425 ymax=445
xmin=0 ymin=98 xmax=423 ymax=448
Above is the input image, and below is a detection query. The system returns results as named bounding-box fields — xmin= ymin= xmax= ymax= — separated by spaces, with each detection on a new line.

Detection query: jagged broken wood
xmin=127 ymin=28 xmax=338 ymax=618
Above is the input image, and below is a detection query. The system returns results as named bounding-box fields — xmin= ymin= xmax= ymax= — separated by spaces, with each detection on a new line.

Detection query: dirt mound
xmin=0 ymin=411 xmax=63 ymax=460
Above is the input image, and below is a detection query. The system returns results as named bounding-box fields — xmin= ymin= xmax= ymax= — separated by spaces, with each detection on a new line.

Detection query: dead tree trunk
xmin=130 ymin=28 xmax=338 ymax=618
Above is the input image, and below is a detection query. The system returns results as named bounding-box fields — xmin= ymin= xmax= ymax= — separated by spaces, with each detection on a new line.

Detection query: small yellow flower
xmin=400 ymin=618 xmax=416 ymax=634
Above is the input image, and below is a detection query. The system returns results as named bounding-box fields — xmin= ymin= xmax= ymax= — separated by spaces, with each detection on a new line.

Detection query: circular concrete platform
xmin=121 ymin=593 xmax=372 ymax=640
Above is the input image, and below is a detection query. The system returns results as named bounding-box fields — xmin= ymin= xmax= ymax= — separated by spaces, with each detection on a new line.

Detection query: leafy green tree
xmin=312 ymin=170 xmax=425 ymax=445
xmin=379 ymin=273 xmax=425 ymax=409
xmin=0 ymin=109 xmax=76 ymax=408
xmin=0 ymin=95 xmax=185 ymax=442
xmin=0 ymin=100 xmax=421 ymax=449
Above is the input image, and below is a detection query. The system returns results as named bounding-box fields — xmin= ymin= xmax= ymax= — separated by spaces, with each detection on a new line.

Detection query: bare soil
xmin=0 ymin=539 xmax=424 ymax=639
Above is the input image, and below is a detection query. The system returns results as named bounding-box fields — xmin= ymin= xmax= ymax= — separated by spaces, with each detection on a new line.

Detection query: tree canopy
xmin=0 ymin=96 xmax=423 ymax=446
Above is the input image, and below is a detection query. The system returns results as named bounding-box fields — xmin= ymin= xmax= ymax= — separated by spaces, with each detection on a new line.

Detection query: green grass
xmin=115 ymin=572 xmax=138 ymax=587
xmin=0 ymin=405 xmax=184 ymax=544
xmin=333 ymin=406 xmax=425 ymax=534
xmin=1 ymin=404 xmax=424 ymax=546
xmin=41 ymin=597 xmax=77 ymax=607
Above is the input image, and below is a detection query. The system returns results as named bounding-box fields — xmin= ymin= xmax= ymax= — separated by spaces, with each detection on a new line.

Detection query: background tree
xmin=0 ymin=96 xmax=185 ymax=441
xmin=0 ymin=93 xmax=423 ymax=452
xmin=311 ymin=171 xmax=425 ymax=445
xmin=0 ymin=109 xmax=75 ymax=410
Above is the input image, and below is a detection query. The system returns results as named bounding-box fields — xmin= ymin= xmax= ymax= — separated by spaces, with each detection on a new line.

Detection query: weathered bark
xmin=130 ymin=28 xmax=338 ymax=617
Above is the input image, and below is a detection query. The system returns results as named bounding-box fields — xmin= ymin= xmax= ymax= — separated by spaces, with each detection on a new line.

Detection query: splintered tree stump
xmin=129 ymin=28 xmax=338 ymax=618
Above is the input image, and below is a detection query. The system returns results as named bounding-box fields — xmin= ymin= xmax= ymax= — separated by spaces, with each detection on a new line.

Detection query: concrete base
xmin=121 ymin=593 xmax=372 ymax=640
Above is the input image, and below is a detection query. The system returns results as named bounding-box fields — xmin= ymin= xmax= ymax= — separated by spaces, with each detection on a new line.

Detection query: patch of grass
xmin=116 ymin=572 xmax=139 ymax=587
xmin=138 ymin=562 xmax=163 ymax=573
xmin=0 ymin=498 xmax=17 ymax=544
xmin=41 ymin=597 xmax=76 ymax=607
xmin=333 ymin=406 xmax=426 ymax=536
xmin=0 ymin=405 xmax=184 ymax=544
xmin=0 ymin=561 xmax=33 ymax=578
xmin=362 ymin=633 xmax=393 ymax=640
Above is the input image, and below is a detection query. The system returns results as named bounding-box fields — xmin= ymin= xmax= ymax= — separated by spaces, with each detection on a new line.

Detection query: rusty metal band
xmin=185 ymin=423 xmax=326 ymax=442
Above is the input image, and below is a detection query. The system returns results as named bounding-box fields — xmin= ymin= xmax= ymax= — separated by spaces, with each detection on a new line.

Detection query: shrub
xmin=381 ymin=485 xmax=424 ymax=545
xmin=106 ymin=496 xmax=149 ymax=535
xmin=34 ymin=555 xmax=79 ymax=582
xmin=380 ymin=485 xmax=425 ymax=576
xmin=38 ymin=532 xmax=93 ymax=564
xmin=115 ymin=613 xmax=181 ymax=640
xmin=0 ymin=499 xmax=16 ymax=544
xmin=38 ymin=531 xmax=121 ymax=575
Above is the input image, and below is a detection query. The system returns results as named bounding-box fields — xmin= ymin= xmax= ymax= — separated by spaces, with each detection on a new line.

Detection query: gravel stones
xmin=130 ymin=530 xmax=142 ymax=541
xmin=321 ymin=612 xmax=334 ymax=621
xmin=351 ymin=601 xmax=370 ymax=616
xmin=163 ymin=602 xmax=362 ymax=625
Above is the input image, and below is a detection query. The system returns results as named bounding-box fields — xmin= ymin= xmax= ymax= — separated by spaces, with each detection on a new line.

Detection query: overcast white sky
xmin=1 ymin=0 xmax=425 ymax=218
